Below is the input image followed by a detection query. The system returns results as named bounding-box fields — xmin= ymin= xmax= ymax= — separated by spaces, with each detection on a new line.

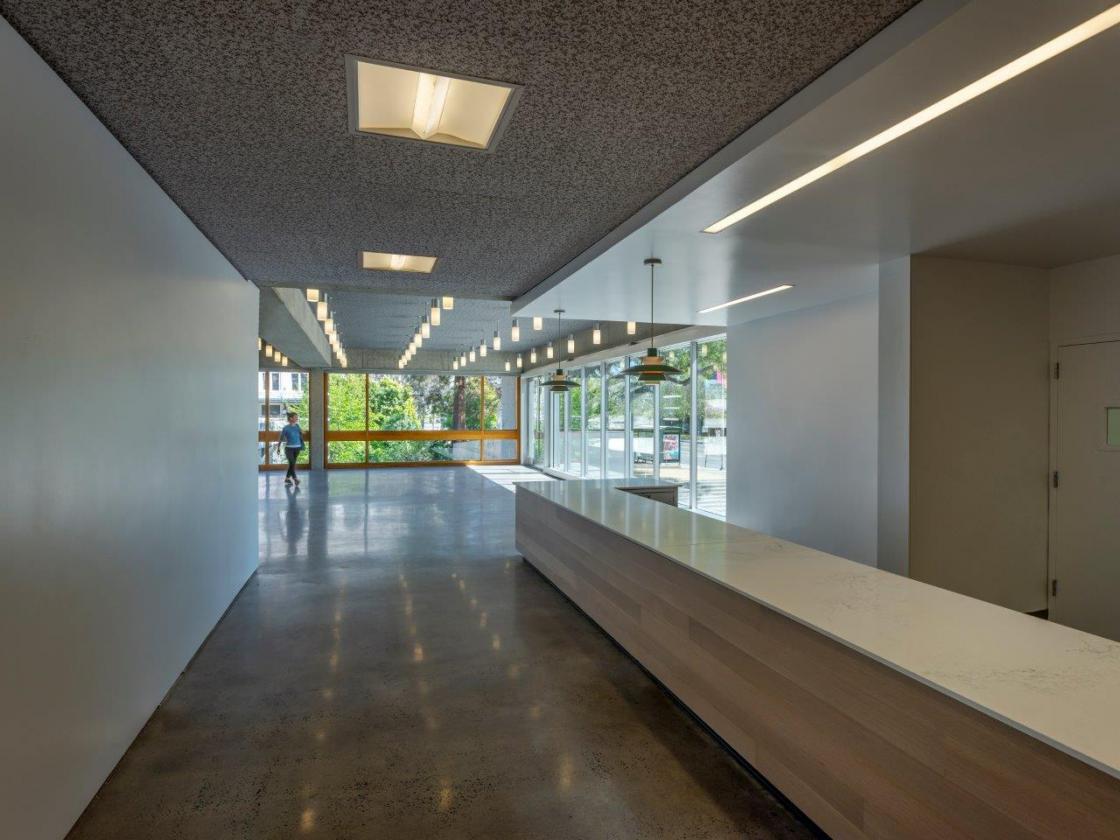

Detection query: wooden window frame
xmin=323 ymin=372 xmax=521 ymax=469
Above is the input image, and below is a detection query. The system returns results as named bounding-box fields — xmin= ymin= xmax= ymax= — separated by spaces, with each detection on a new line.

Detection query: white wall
xmin=727 ymin=294 xmax=879 ymax=566
xmin=0 ymin=18 xmax=259 ymax=840
xmin=877 ymin=259 xmax=911 ymax=575
xmin=908 ymin=257 xmax=1049 ymax=613
xmin=1050 ymin=253 xmax=1120 ymax=345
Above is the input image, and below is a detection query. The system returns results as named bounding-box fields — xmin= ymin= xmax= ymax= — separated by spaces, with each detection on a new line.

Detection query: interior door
xmin=1051 ymin=340 xmax=1120 ymax=641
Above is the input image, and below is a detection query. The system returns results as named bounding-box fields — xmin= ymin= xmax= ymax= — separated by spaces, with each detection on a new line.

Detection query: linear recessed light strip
xmin=698 ymin=284 xmax=793 ymax=314
xmin=704 ymin=4 xmax=1120 ymax=234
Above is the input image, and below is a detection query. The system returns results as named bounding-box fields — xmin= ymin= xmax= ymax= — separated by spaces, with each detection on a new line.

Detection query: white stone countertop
xmin=515 ymin=478 xmax=1120 ymax=780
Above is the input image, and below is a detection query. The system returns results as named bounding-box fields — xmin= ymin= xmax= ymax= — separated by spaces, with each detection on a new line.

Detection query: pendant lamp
xmin=546 ymin=309 xmax=580 ymax=392
xmin=617 ymin=257 xmax=681 ymax=385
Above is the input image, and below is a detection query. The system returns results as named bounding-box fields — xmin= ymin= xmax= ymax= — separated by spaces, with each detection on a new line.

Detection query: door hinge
xmin=1054 ymin=361 xmax=1060 ymax=379
xmin=1051 ymin=579 xmax=1058 ymax=597
xmin=1052 ymin=470 xmax=1060 ymax=489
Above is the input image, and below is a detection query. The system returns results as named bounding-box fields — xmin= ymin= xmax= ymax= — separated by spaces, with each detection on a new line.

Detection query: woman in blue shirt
xmin=277 ymin=411 xmax=303 ymax=486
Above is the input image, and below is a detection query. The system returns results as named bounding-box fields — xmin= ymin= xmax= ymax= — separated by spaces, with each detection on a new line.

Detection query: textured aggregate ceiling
xmin=1 ymin=0 xmax=919 ymax=304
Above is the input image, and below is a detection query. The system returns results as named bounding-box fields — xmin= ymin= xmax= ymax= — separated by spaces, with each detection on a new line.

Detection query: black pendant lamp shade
xmin=546 ymin=308 xmax=580 ymax=392
xmin=618 ymin=257 xmax=682 ymax=384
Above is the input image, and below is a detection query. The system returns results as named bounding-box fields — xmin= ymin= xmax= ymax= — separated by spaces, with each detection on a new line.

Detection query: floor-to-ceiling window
xmin=549 ymin=388 xmax=566 ymax=470
xmin=484 ymin=375 xmax=519 ymax=461
xmin=257 ymin=369 xmax=310 ymax=470
xmin=529 ymin=378 xmax=546 ymax=467
xmin=629 ymin=355 xmax=655 ymax=479
xmin=658 ymin=344 xmax=692 ymax=505
xmin=326 ymin=371 xmax=367 ymax=464
xmin=606 ymin=359 xmax=627 ymax=478
xmin=585 ymin=364 xmax=603 ymax=477
xmin=567 ymin=373 xmax=584 ymax=476
xmin=527 ymin=335 xmax=726 ymax=517
xmin=325 ymin=372 xmax=519 ymax=466
xmin=695 ymin=336 xmax=727 ymax=516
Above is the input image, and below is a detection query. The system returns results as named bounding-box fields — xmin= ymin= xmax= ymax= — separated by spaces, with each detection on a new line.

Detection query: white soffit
xmin=514 ymin=0 xmax=1120 ymax=327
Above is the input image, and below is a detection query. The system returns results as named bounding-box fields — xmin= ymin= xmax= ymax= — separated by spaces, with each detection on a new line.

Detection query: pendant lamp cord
xmin=649 ymin=262 xmax=655 ymax=344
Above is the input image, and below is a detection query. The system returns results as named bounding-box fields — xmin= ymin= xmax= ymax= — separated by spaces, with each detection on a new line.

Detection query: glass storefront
xmin=525 ymin=337 xmax=727 ymax=518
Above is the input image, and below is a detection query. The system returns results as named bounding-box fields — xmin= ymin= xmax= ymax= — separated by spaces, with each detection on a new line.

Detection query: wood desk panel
xmin=516 ymin=488 xmax=1120 ymax=839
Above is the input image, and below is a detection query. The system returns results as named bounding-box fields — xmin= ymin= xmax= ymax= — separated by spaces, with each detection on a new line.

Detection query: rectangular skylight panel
xmin=348 ymin=56 xmax=517 ymax=151
xmin=361 ymin=251 xmax=437 ymax=273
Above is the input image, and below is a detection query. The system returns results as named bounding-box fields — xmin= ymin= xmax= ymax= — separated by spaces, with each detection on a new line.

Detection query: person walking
xmin=277 ymin=411 xmax=304 ymax=486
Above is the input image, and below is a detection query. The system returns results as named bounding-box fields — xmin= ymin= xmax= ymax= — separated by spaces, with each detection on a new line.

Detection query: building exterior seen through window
xmin=257 ymin=370 xmax=310 ymax=468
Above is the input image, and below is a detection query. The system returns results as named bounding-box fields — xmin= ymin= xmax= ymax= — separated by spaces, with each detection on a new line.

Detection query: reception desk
xmin=515 ymin=479 xmax=1120 ymax=839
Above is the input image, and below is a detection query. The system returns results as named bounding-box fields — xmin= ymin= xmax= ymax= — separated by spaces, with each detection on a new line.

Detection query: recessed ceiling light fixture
xmin=699 ymin=284 xmax=794 ymax=314
xmin=362 ymin=251 xmax=437 ymax=273
xmin=703 ymin=4 xmax=1120 ymax=234
xmin=347 ymin=56 xmax=521 ymax=152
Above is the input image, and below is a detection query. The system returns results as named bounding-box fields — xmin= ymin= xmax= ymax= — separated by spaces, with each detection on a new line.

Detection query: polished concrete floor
xmin=69 ymin=469 xmax=815 ymax=839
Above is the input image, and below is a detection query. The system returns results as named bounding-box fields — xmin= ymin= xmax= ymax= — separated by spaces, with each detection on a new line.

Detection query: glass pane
xmin=606 ymin=360 xmax=627 ymax=478
xmin=550 ymin=389 xmax=566 ymax=470
xmin=258 ymin=439 xmax=266 ymax=466
xmin=276 ymin=372 xmax=309 ymax=425
xmin=367 ymin=374 xmax=422 ymax=431
xmin=257 ymin=372 xmax=267 ymax=432
xmin=369 ymin=374 xmax=482 ymax=431
xmin=530 ymin=379 xmax=546 ymax=466
xmin=629 ymin=356 xmax=655 ymax=479
xmin=567 ymin=380 xmax=583 ymax=476
xmin=485 ymin=376 xmax=518 ymax=429
xmin=585 ymin=365 xmax=602 ymax=477
xmin=696 ymin=338 xmax=728 ymax=517
xmin=328 ymin=440 xmax=366 ymax=464
xmin=368 ymin=439 xmax=480 ymax=463
xmin=484 ymin=438 xmax=517 ymax=460
xmin=658 ymin=345 xmax=692 ymax=504
xmin=1108 ymin=407 xmax=1120 ymax=446
xmin=328 ymin=373 xmax=366 ymax=431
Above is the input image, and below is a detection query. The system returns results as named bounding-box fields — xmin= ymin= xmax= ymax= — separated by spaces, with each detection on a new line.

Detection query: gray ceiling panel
xmin=0 ymin=0 xmax=918 ymax=303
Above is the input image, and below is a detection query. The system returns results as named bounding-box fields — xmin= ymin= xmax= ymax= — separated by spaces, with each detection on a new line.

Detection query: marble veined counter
xmin=516 ymin=478 xmax=1120 ymax=782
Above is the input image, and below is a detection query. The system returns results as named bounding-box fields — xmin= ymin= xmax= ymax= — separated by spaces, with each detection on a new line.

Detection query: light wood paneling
xmin=516 ymin=488 xmax=1120 ymax=839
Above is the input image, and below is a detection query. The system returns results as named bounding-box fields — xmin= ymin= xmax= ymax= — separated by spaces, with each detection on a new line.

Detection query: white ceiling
xmin=514 ymin=0 xmax=1120 ymax=327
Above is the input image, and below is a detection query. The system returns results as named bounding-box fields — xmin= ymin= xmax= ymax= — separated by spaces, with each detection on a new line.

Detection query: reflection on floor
xmin=469 ymin=464 xmax=557 ymax=492
xmin=69 ymin=469 xmax=813 ymax=839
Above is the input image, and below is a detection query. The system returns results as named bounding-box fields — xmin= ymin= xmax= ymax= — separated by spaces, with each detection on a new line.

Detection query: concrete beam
xmin=259 ymin=288 xmax=332 ymax=368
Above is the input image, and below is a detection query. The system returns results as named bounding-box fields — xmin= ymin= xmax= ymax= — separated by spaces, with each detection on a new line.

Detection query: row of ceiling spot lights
xmin=442 ymin=316 xmax=642 ymax=374
xmin=306 ymin=290 xmax=348 ymax=367
xmin=399 ymin=296 xmax=456 ymax=369
xmin=258 ymin=338 xmax=291 ymax=367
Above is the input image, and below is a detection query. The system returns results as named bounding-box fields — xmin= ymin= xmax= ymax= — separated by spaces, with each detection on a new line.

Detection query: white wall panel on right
xmin=727 ymin=294 xmax=879 ymax=566
xmin=1050 ymin=253 xmax=1120 ymax=345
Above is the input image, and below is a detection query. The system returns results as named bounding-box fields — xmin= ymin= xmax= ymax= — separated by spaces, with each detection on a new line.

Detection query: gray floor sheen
xmin=69 ymin=469 xmax=815 ymax=839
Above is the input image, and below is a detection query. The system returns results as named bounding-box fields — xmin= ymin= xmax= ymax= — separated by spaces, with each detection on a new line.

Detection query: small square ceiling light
xmin=347 ymin=56 xmax=520 ymax=152
xmin=361 ymin=251 xmax=438 ymax=273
